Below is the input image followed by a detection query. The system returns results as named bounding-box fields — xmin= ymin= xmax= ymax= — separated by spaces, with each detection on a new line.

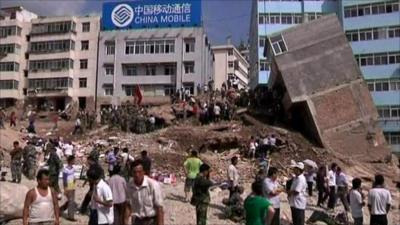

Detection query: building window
xmin=0 ymin=26 xmax=22 ymax=38
xmin=0 ymin=80 xmax=18 ymax=90
xmin=29 ymin=59 xmax=73 ymax=71
xmin=259 ymin=60 xmax=269 ymax=71
xmin=356 ymin=52 xmax=400 ymax=66
xmin=31 ymin=21 xmax=75 ymax=35
xmin=106 ymin=42 xmax=115 ymax=55
xmin=123 ymin=85 xmax=135 ymax=96
xmin=344 ymin=1 xmax=400 ymax=18
xmin=346 ymin=26 xmax=400 ymax=42
xmin=228 ymin=49 xmax=233 ymax=56
xmin=123 ymin=64 xmax=137 ymax=76
xmin=146 ymin=65 xmax=156 ymax=76
xmin=0 ymin=44 xmax=20 ymax=54
xmin=80 ymin=59 xmax=88 ymax=69
xmin=125 ymin=40 xmax=174 ymax=55
xmin=367 ymin=79 xmax=400 ymax=92
xmin=270 ymin=34 xmax=287 ymax=56
xmin=81 ymin=40 xmax=89 ymax=51
xmin=378 ymin=105 xmax=400 ymax=119
xmin=82 ymin=22 xmax=90 ymax=32
xmin=105 ymin=65 xmax=114 ymax=76
xmin=228 ymin=61 xmax=234 ymax=68
xmin=184 ymin=62 xmax=195 ymax=74
xmin=185 ymin=38 xmax=195 ymax=53
xmin=30 ymin=40 xmax=75 ymax=53
xmin=103 ymin=84 xmax=113 ymax=96
xmin=79 ymin=78 xmax=87 ymax=88
xmin=28 ymin=77 xmax=73 ymax=89
xmin=164 ymin=64 xmax=176 ymax=75
xmin=0 ymin=62 xmax=19 ymax=72
xmin=164 ymin=85 xmax=174 ymax=96
xmin=259 ymin=38 xmax=265 ymax=47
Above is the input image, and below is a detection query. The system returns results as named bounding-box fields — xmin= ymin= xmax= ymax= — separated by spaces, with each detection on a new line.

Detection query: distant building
xmin=267 ymin=15 xmax=391 ymax=160
xmin=0 ymin=6 xmax=37 ymax=108
xmin=27 ymin=15 xmax=100 ymax=110
xmin=342 ymin=0 xmax=400 ymax=154
xmin=249 ymin=0 xmax=338 ymax=89
xmin=212 ymin=44 xmax=249 ymax=90
xmin=96 ymin=1 xmax=213 ymax=107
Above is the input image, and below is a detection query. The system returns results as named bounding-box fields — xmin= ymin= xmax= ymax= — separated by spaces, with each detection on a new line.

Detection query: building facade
xmin=249 ymin=0 xmax=338 ymax=89
xmin=27 ymin=15 xmax=100 ymax=111
xmin=0 ymin=7 xmax=37 ymax=108
xmin=96 ymin=27 xmax=213 ymax=107
xmin=341 ymin=0 xmax=400 ymax=154
xmin=212 ymin=44 xmax=249 ymax=90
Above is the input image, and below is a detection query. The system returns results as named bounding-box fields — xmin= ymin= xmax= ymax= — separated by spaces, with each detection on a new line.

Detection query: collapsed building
xmin=266 ymin=15 xmax=392 ymax=162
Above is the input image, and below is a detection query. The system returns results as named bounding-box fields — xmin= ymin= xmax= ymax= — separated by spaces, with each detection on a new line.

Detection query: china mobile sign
xmin=102 ymin=0 xmax=202 ymax=30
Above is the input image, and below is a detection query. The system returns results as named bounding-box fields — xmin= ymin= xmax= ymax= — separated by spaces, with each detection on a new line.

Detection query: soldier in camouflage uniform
xmin=10 ymin=141 xmax=23 ymax=183
xmin=47 ymin=146 xmax=63 ymax=195
xmin=22 ymin=140 xmax=38 ymax=180
xmin=191 ymin=164 xmax=214 ymax=225
xmin=135 ymin=113 xmax=147 ymax=134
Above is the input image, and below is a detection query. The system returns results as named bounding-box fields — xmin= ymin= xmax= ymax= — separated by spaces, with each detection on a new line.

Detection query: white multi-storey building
xmin=0 ymin=6 xmax=37 ymax=108
xmin=212 ymin=44 xmax=249 ymax=90
xmin=27 ymin=15 xmax=100 ymax=110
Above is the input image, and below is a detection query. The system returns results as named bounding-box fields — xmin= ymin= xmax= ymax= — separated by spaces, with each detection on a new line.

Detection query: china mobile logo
xmin=112 ymin=4 xmax=134 ymax=27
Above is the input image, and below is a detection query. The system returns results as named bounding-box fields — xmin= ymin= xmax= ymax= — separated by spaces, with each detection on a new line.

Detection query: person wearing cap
xmin=191 ymin=164 xmax=214 ymax=225
xmin=288 ymin=162 xmax=307 ymax=225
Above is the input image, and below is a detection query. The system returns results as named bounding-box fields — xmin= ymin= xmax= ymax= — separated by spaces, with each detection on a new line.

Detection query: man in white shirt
xmin=327 ymin=163 xmax=338 ymax=209
xmin=349 ymin=178 xmax=364 ymax=225
xmin=213 ymin=104 xmax=221 ymax=122
xmin=336 ymin=167 xmax=349 ymax=211
xmin=87 ymin=164 xmax=114 ymax=225
xmin=108 ymin=165 xmax=127 ymax=225
xmin=227 ymin=156 xmax=240 ymax=198
xmin=288 ymin=162 xmax=307 ymax=225
xmin=368 ymin=174 xmax=392 ymax=225
xmin=125 ymin=160 xmax=164 ymax=225
xmin=263 ymin=167 xmax=283 ymax=225
xmin=63 ymin=141 xmax=74 ymax=157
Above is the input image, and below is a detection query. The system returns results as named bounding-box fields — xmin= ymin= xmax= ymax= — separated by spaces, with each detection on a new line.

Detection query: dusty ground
xmin=1 ymin=113 xmax=399 ymax=225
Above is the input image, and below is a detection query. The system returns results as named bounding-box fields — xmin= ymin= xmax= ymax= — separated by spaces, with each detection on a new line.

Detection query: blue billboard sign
xmin=102 ymin=0 xmax=202 ymax=30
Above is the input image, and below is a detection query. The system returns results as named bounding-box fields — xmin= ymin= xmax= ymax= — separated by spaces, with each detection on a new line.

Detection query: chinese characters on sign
xmin=103 ymin=0 xmax=201 ymax=30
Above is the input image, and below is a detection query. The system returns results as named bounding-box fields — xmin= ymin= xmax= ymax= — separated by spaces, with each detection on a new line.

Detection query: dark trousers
xmin=317 ymin=187 xmax=329 ymax=206
xmin=80 ymin=186 xmax=93 ymax=214
xmin=290 ymin=207 xmax=305 ymax=225
xmin=353 ymin=217 xmax=363 ymax=225
xmin=113 ymin=203 xmax=125 ymax=225
xmin=196 ymin=203 xmax=208 ymax=225
xmin=370 ymin=215 xmax=388 ymax=225
xmin=271 ymin=208 xmax=280 ymax=225
xmin=133 ymin=216 xmax=156 ymax=225
xmin=307 ymin=182 xmax=313 ymax=196
xmin=327 ymin=186 xmax=336 ymax=209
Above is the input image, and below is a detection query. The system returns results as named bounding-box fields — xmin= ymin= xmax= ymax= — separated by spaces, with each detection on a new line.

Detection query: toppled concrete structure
xmin=267 ymin=15 xmax=391 ymax=162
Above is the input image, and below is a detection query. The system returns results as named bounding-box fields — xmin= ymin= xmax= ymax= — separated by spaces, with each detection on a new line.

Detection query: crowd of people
xmin=0 ymin=127 xmax=395 ymax=225
xmin=100 ymin=103 xmax=164 ymax=134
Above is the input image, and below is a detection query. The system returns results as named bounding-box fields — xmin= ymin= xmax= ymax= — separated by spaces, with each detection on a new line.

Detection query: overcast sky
xmin=1 ymin=0 xmax=252 ymax=45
